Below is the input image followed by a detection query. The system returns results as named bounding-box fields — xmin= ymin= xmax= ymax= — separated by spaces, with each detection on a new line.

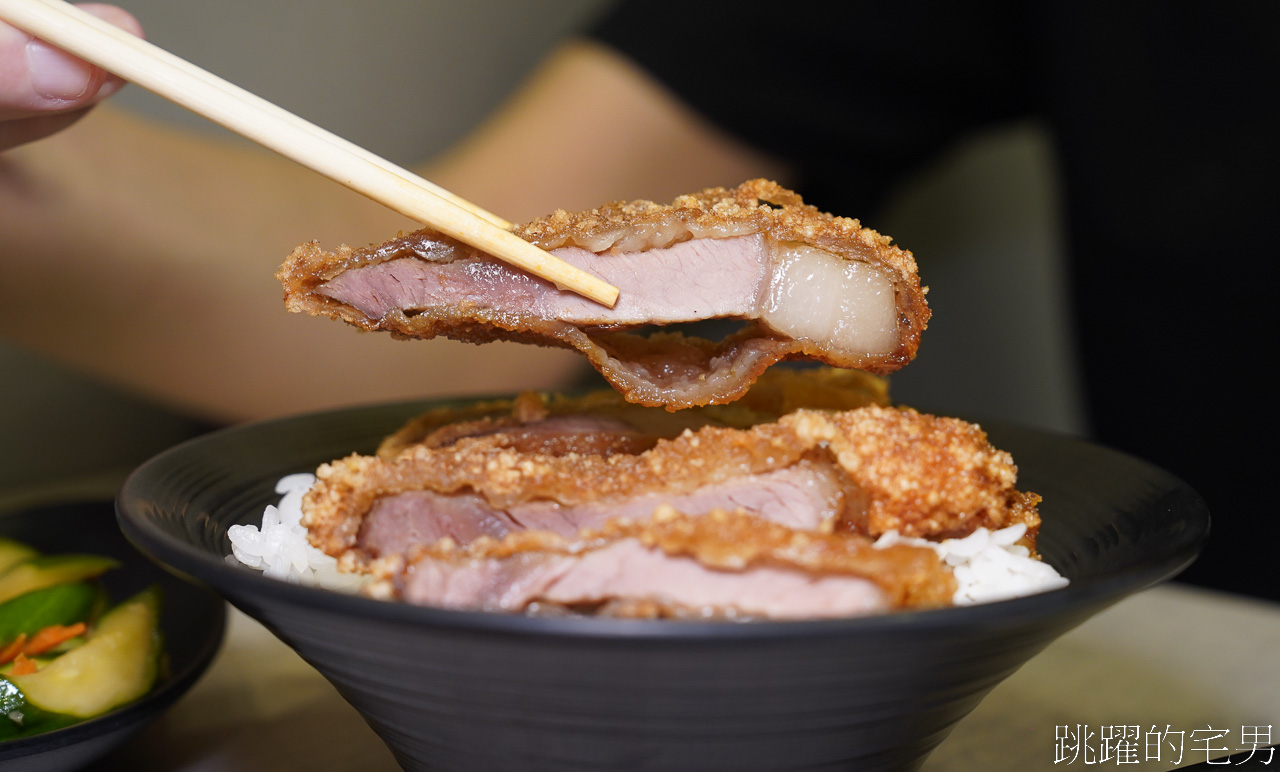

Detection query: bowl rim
xmin=116 ymin=398 xmax=1209 ymax=642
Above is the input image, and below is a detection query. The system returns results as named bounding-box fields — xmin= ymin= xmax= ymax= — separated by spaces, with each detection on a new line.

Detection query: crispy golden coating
xmin=376 ymin=366 xmax=889 ymax=461
xmin=303 ymin=403 xmax=1040 ymax=568
xmin=277 ymin=180 xmax=930 ymax=409
xmin=280 ymin=180 xmax=925 ymax=324
xmin=520 ymin=180 xmax=925 ymax=332
xmin=784 ymin=409 xmax=1042 ymax=541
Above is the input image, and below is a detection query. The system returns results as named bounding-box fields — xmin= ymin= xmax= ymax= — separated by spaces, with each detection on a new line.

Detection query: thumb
xmin=0 ymin=4 xmax=143 ymax=120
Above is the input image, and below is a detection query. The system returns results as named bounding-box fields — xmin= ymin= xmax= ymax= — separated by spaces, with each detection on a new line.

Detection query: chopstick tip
xmin=563 ymin=277 xmax=619 ymax=308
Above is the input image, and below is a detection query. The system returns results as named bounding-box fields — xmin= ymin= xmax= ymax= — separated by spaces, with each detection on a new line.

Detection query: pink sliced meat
xmin=320 ymin=234 xmax=770 ymax=327
xmin=400 ymin=539 xmax=889 ymax=619
xmin=356 ymin=461 xmax=850 ymax=558
xmin=279 ymin=180 xmax=930 ymax=409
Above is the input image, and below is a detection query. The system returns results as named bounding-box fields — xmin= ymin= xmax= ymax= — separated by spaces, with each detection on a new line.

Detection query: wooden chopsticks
xmin=0 ymin=0 xmax=620 ymax=307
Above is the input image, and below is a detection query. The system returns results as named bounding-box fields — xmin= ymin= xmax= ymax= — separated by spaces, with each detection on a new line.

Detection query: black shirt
xmin=591 ymin=1 xmax=1279 ymax=600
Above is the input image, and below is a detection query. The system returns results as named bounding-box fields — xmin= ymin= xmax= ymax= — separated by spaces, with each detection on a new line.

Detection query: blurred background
xmin=0 ymin=0 xmax=1084 ymax=503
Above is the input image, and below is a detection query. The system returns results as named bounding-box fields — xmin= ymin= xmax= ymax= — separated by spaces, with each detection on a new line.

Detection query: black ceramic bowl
xmin=0 ymin=500 xmax=226 ymax=772
xmin=116 ymin=400 xmax=1208 ymax=772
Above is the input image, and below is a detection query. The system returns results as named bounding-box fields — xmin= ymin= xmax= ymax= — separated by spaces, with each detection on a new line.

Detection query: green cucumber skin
xmin=0 ymin=677 xmax=79 ymax=741
xmin=0 ymin=582 xmax=104 ymax=643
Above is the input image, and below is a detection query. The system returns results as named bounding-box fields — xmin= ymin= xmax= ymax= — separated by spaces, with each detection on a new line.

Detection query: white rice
xmin=874 ymin=523 xmax=1070 ymax=604
xmin=229 ymin=475 xmax=1069 ymax=605
xmin=226 ymin=473 xmax=366 ymax=592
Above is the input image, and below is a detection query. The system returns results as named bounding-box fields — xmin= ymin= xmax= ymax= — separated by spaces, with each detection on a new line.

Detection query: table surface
xmin=84 ymin=582 xmax=1278 ymax=771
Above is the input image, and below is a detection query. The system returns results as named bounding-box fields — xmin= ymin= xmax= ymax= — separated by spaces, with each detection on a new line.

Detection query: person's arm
xmin=0 ymin=32 xmax=787 ymax=422
xmin=425 ymin=41 xmax=793 ymax=222
xmin=0 ymin=106 xmax=589 ymax=422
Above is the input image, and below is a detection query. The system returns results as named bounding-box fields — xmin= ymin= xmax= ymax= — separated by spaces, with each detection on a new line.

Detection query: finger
xmin=69 ymin=4 xmax=143 ymax=101
xmin=0 ymin=4 xmax=143 ymax=121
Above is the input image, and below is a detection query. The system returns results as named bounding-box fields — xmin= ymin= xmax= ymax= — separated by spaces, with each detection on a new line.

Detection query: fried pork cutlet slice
xmin=302 ymin=403 xmax=1041 ymax=573
xmin=368 ymin=507 xmax=956 ymax=619
xmin=277 ymin=179 xmax=930 ymax=410
xmin=375 ymin=366 xmax=889 ymax=461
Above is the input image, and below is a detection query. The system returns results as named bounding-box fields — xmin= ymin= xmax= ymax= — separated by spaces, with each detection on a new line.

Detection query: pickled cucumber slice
xmin=0 ymin=555 xmax=120 ymax=605
xmin=11 ymin=586 xmax=162 ymax=718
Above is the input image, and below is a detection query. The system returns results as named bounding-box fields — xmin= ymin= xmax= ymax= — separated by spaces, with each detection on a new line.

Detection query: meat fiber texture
xmin=369 ymin=508 xmax=958 ymax=619
xmin=298 ymin=370 xmax=1042 ymax=621
xmin=277 ymin=180 xmax=930 ymax=410
xmin=299 ymin=367 xmax=891 ymax=564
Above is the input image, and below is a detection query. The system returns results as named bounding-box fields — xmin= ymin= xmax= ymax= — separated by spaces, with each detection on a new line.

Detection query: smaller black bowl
xmin=0 ymin=500 xmax=226 ymax=772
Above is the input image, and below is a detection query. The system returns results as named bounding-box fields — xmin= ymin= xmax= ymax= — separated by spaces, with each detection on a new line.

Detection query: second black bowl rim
xmin=116 ymin=398 xmax=1210 ymax=642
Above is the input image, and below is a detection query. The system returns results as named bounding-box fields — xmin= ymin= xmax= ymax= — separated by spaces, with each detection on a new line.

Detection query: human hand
xmin=0 ymin=3 xmax=141 ymax=151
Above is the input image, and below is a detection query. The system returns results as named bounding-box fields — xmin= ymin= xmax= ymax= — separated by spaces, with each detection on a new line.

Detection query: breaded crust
xmin=376 ymin=366 xmax=889 ymax=460
xmin=303 ymin=404 xmax=1040 ymax=568
xmin=277 ymin=180 xmax=930 ymax=409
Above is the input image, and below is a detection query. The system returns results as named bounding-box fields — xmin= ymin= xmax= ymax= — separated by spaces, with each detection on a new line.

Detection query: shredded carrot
xmin=9 ymin=653 xmax=37 ymax=676
xmin=23 ymin=622 xmax=87 ymax=657
xmin=0 ymin=634 xmax=27 ymax=665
